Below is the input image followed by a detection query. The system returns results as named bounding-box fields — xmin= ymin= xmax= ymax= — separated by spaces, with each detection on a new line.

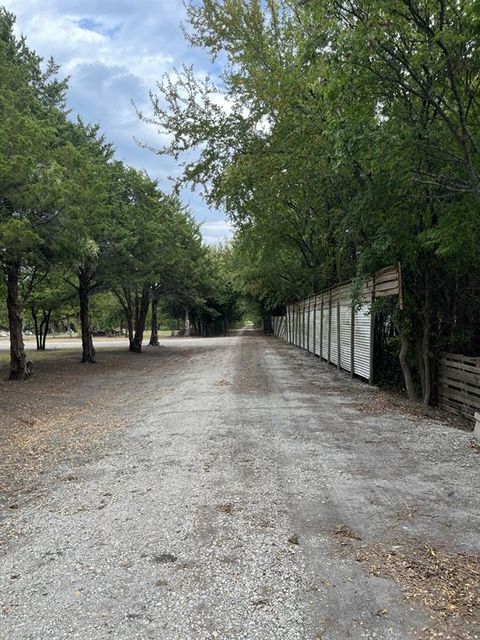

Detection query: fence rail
xmin=438 ymin=352 xmax=480 ymax=419
xmin=272 ymin=265 xmax=402 ymax=382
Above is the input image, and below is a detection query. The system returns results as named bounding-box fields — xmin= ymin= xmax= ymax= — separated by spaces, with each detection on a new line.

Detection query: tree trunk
xmin=398 ymin=328 xmax=417 ymax=401
xmin=32 ymin=308 xmax=51 ymax=350
xmin=32 ymin=307 xmax=41 ymax=350
xmin=184 ymin=308 xmax=191 ymax=337
xmin=415 ymin=332 xmax=425 ymax=396
xmin=421 ymin=300 xmax=432 ymax=406
xmin=41 ymin=310 xmax=51 ymax=350
xmin=192 ymin=317 xmax=199 ymax=336
xmin=6 ymin=261 xmax=32 ymax=380
xmin=131 ymin=288 xmax=150 ymax=353
xmin=115 ymin=286 xmax=134 ymax=350
xmin=78 ymin=268 xmax=95 ymax=363
xmin=149 ymin=298 xmax=159 ymax=346
xmin=127 ymin=315 xmax=134 ymax=351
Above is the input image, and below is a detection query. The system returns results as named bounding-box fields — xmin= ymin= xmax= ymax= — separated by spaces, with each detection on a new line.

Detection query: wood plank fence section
xmin=438 ymin=353 xmax=480 ymax=419
xmin=271 ymin=265 xmax=402 ymax=382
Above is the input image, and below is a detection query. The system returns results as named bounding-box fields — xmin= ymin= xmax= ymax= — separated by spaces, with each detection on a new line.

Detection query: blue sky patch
xmin=6 ymin=0 xmax=230 ymax=244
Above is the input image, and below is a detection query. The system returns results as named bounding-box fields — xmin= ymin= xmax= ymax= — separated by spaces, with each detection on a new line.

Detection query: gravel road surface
xmin=0 ymin=329 xmax=479 ymax=639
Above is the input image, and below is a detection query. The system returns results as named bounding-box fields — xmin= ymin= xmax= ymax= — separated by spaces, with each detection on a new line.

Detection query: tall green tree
xmin=0 ymin=8 xmax=69 ymax=378
xmin=57 ymin=119 xmax=114 ymax=363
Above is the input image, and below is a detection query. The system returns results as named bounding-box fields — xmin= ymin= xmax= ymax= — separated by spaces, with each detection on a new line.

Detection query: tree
xmin=58 ymin=119 xmax=114 ymax=363
xmin=0 ymin=9 xmax=68 ymax=378
xmin=142 ymin=0 xmax=480 ymax=404
xmin=106 ymin=166 xmax=202 ymax=352
xmin=29 ymin=268 xmax=74 ymax=349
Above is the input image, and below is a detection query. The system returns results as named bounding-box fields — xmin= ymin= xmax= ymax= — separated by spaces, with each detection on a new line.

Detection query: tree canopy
xmin=143 ymin=0 xmax=480 ymax=403
xmin=0 ymin=8 xmax=241 ymax=379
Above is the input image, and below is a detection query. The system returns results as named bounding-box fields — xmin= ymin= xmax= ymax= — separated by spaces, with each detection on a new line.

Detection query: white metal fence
xmin=272 ymin=266 xmax=402 ymax=382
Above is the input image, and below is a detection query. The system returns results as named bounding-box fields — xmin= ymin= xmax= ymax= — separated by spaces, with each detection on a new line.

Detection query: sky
xmin=4 ymin=0 xmax=232 ymax=245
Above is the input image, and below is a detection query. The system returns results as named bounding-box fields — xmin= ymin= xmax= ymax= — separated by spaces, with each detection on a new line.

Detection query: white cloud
xmin=4 ymin=0 xmax=229 ymax=242
xmin=201 ymin=219 xmax=233 ymax=245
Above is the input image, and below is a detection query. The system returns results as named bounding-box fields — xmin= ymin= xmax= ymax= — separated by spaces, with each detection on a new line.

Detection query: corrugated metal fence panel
xmin=314 ymin=299 xmax=322 ymax=356
xmin=295 ymin=309 xmax=300 ymax=347
xmin=340 ymin=304 xmax=352 ymax=372
xmin=330 ymin=305 xmax=338 ymax=366
xmin=353 ymin=305 xmax=371 ymax=379
xmin=274 ymin=267 xmax=401 ymax=383
xmin=321 ymin=303 xmax=329 ymax=360
xmin=300 ymin=302 xmax=306 ymax=349
xmin=309 ymin=302 xmax=315 ymax=354
xmin=295 ymin=308 xmax=302 ymax=347
xmin=272 ymin=316 xmax=286 ymax=340
xmin=304 ymin=304 xmax=309 ymax=352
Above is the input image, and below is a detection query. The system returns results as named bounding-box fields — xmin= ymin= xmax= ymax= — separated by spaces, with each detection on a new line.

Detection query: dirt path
xmin=0 ymin=330 xmax=479 ymax=639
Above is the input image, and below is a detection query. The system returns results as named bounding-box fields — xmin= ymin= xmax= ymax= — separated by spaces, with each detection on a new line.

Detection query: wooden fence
xmin=272 ymin=265 xmax=402 ymax=382
xmin=438 ymin=353 xmax=480 ymax=419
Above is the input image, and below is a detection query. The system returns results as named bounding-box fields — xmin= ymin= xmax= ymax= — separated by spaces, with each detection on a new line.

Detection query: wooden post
xmin=320 ymin=292 xmax=324 ymax=360
xmin=313 ymin=295 xmax=317 ymax=356
xmin=328 ymin=290 xmax=332 ymax=365
xmin=350 ymin=302 xmax=355 ymax=378
xmin=397 ymin=261 xmax=404 ymax=310
xmin=369 ymin=276 xmax=376 ymax=385
xmin=337 ymin=300 xmax=341 ymax=370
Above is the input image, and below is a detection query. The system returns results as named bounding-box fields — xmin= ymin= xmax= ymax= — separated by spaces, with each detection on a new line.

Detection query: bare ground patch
xmin=350 ymin=387 xmax=471 ymax=430
xmin=333 ymin=531 xmax=480 ymax=640
xmin=0 ymin=348 xmax=177 ymax=505
xmin=286 ymin=345 xmax=472 ymax=431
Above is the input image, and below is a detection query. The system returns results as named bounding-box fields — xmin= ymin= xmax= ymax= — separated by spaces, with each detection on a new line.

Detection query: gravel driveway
xmin=0 ymin=329 xmax=479 ymax=639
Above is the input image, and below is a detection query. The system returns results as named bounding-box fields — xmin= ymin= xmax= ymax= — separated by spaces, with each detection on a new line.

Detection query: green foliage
xmin=0 ymin=8 xmax=243 ymax=370
xmin=143 ymin=0 xmax=480 ymax=399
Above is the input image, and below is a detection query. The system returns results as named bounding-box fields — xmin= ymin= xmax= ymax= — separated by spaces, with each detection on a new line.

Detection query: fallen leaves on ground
xmin=333 ymin=525 xmax=362 ymax=541
xmin=0 ymin=349 xmax=171 ymax=504
xmin=334 ymin=533 xmax=480 ymax=640
xmin=351 ymin=388 xmax=470 ymax=431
